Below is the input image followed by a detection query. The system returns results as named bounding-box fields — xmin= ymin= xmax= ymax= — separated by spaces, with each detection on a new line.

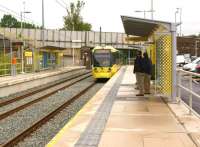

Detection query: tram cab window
xmin=93 ymin=50 xmax=111 ymax=67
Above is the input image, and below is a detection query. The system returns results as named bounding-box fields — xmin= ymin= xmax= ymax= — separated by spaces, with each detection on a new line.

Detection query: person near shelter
xmin=133 ymin=50 xmax=142 ymax=89
xmin=142 ymin=52 xmax=152 ymax=94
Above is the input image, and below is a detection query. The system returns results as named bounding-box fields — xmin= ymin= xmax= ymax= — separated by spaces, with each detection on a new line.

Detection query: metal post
xmin=20 ymin=12 xmax=23 ymax=37
xmin=73 ymin=47 xmax=75 ymax=65
xmin=151 ymin=0 xmax=154 ymax=19
xmin=144 ymin=11 xmax=146 ymax=19
xmin=171 ymin=24 xmax=177 ymax=102
xmin=22 ymin=6 xmax=24 ymax=73
xmin=21 ymin=45 xmax=24 ymax=73
xmin=100 ymin=26 xmax=102 ymax=46
xmin=177 ymin=71 xmax=181 ymax=103
xmin=42 ymin=0 xmax=45 ymax=46
xmin=10 ymin=29 xmax=13 ymax=76
xmin=179 ymin=8 xmax=182 ymax=36
xmin=189 ymin=75 xmax=193 ymax=114
xmin=20 ymin=11 xmax=24 ymax=73
xmin=175 ymin=11 xmax=177 ymax=24
xmin=72 ymin=23 xmax=74 ymax=65
xmin=42 ymin=0 xmax=44 ymax=29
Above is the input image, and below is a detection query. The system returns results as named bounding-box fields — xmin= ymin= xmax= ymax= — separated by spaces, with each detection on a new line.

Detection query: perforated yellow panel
xmin=155 ymin=34 xmax=172 ymax=95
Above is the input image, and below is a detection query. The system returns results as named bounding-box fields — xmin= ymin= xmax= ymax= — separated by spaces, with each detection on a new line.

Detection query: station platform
xmin=47 ymin=66 xmax=200 ymax=147
xmin=0 ymin=66 xmax=85 ymax=98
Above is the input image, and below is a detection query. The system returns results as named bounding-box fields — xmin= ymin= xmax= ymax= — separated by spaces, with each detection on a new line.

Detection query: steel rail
xmin=0 ymin=73 xmax=92 ymax=120
xmin=1 ymin=82 xmax=96 ymax=147
xmin=0 ymin=70 xmax=90 ymax=107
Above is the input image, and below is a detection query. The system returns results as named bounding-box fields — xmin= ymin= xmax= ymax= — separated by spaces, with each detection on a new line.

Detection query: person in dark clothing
xmin=142 ymin=52 xmax=152 ymax=94
xmin=133 ymin=51 xmax=142 ymax=89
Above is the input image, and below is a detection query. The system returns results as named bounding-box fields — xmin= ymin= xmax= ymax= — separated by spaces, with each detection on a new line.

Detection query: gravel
xmin=0 ymin=76 xmax=95 ymax=145
xmin=16 ymin=83 xmax=104 ymax=147
xmin=0 ymin=71 xmax=90 ymax=114
xmin=0 ymin=69 xmax=87 ymax=103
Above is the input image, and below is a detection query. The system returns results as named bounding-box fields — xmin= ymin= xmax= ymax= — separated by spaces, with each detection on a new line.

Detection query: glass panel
xmin=93 ymin=49 xmax=111 ymax=67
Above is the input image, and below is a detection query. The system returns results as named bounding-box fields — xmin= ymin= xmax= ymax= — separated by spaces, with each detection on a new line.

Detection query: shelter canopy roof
xmin=121 ymin=16 xmax=173 ymax=37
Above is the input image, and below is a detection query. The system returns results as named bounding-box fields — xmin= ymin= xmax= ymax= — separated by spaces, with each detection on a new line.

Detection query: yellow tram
xmin=92 ymin=46 xmax=121 ymax=79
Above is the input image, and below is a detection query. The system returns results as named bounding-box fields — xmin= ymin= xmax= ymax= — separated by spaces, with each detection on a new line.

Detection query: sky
xmin=0 ymin=0 xmax=200 ymax=35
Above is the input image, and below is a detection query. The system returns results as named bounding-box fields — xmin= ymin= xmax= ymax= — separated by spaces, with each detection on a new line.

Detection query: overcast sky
xmin=0 ymin=0 xmax=200 ymax=35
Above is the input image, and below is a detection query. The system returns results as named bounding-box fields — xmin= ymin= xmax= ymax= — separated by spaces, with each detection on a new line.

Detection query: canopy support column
xmin=171 ymin=24 xmax=177 ymax=102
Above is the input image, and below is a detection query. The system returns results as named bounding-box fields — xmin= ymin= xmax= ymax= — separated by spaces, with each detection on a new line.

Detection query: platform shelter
xmin=121 ymin=16 xmax=177 ymax=101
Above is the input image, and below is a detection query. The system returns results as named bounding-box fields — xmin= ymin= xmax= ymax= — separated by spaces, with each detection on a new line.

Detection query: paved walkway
xmin=47 ymin=66 xmax=196 ymax=147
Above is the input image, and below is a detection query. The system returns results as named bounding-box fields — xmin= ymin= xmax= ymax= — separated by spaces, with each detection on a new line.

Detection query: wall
xmin=0 ymin=28 xmax=132 ymax=49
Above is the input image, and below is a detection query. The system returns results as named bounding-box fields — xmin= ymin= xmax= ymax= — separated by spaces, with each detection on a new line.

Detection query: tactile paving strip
xmin=75 ymin=67 xmax=126 ymax=147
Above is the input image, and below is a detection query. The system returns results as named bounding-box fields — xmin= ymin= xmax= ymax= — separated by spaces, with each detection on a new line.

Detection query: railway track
xmin=0 ymin=72 xmax=91 ymax=120
xmin=0 ymin=70 xmax=91 ymax=107
xmin=1 ymin=82 xmax=96 ymax=147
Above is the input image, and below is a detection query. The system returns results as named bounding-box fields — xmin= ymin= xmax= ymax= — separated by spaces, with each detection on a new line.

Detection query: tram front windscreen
xmin=93 ymin=50 xmax=111 ymax=67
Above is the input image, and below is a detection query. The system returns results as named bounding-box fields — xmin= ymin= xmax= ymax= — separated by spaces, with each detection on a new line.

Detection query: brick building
xmin=177 ymin=36 xmax=200 ymax=56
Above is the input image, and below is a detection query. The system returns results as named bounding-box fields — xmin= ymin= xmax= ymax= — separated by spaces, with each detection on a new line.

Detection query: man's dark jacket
xmin=141 ymin=55 xmax=152 ymax=75
xmin=133 ymin=56 xmax=143 ymax=73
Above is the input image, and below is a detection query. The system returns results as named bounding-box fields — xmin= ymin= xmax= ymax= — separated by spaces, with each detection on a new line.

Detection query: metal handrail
xmin=176 ymin=69 xmax=200 ymax=114
xmin=177 ymin=69 xmax=200 ymax=77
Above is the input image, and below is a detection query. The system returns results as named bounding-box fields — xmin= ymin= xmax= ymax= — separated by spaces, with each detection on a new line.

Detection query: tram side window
xmin=111 ymin=52 xmax=120 ymax=65
xmin=111 ymin=53 xmax=115 ymax=65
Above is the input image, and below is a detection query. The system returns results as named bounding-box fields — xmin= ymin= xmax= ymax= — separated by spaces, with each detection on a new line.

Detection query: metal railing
xmin=0 ymin=62 xmax=22 ymax=76
xmin=177 ymin=69 xmax=200 ymax=114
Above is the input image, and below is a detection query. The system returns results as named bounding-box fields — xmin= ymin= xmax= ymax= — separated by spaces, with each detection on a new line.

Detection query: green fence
xmin=0 ymin=52 xmax=22 ymax=76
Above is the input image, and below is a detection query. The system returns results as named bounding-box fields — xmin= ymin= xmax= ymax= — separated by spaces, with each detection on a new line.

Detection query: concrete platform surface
xmin=0 ymin=66 xmax=85 ymax=98
xmin=47 ymin=66 xmax=198 ymax=147
xmin=0 ymin=66 xmax=84 ymax=87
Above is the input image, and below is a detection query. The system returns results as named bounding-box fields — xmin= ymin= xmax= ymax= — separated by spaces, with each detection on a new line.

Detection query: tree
xmin=0 ymin=15 xmax=20 ymax=28
xmin=63 ymin=0 xmax=92 ymax=31
xmin=0 ymin=14 xmax=39 ymax=29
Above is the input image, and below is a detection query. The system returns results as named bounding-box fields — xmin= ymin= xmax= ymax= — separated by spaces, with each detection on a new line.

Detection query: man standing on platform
xmin=133 ymin=50 xmax=142 ymax=89
xmin=142 ymin=52 xmax=152 ymax=94
xmin=134 ymin=50 xmax=146 ymax=96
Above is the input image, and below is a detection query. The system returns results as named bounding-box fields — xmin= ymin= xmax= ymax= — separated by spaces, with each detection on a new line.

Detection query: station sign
xmin=25 ymin=51 xmax=33 ymax=57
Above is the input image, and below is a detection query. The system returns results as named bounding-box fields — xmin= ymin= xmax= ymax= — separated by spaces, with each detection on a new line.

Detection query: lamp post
xmin=175 ymin=9 xmax=178 ymax=24
xmin=176 ymin=8 xmax=182 ymax=36
xmin=72 ymin=22 xmax=75 ymax=65
xmin=151 ymin=0 xmax=154 ymax=19
xmin=20 ymin=11 xmax=31 ymax=73
xmin=42 ymin=0 xmax=45 ymax=45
